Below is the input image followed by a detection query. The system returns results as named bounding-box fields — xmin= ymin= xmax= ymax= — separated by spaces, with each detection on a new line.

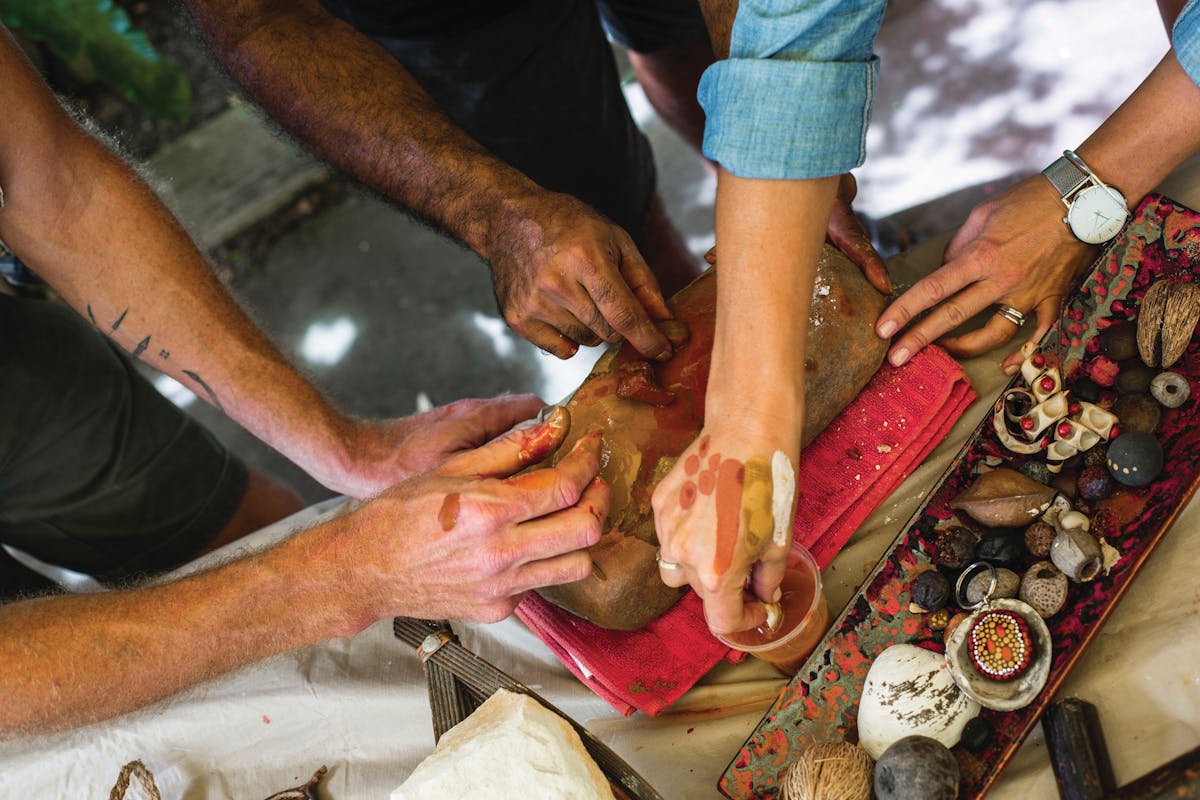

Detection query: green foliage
xmin=0 ymin=0 xmax=190 ymax=121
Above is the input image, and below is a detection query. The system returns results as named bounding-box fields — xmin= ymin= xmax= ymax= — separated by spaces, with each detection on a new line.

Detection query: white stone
xmin=857 ymin=644 xmax=980 ymax=759
xmin=391 ymin=690 xmax=614 ymax=800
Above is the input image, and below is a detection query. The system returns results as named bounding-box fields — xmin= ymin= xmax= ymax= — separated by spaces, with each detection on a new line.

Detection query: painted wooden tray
xmin=719 ymin=194 xmax=1200 ymax=799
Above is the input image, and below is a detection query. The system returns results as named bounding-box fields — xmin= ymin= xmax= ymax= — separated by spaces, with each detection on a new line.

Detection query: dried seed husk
xmin=949 ymin=468 xmax=1057 ymax=528
xmin=1159 ymin=281 xmax=1200 ymax=367
xmin=1138 ymin=281 xmax=1171 ymax=367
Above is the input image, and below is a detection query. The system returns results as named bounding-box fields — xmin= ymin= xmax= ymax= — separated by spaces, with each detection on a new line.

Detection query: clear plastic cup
xmin=716 ymin=546 xmax=830 ymax=675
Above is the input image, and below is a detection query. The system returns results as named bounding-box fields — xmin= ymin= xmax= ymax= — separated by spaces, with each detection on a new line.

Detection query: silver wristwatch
xmin=1041 ymin=150 xmax=1130 ymax=244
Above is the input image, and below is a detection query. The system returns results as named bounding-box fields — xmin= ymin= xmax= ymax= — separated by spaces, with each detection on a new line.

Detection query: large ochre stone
xmin=535 ymin=244 xmax=889 ymax=630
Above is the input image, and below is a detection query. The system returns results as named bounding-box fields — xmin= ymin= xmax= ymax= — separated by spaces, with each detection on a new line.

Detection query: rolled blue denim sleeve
xmin=698 ymin=0 xmax=887 ymax=179
xmin=1174 ymin=0 xmax=1200 ymax=87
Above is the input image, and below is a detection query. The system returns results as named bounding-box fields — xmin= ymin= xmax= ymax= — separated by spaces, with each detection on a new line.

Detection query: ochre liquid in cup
xmin=721 ymin=566 xmax=831 ymax=675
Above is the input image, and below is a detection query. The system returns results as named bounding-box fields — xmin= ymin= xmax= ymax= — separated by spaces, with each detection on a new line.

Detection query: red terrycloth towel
xmin=516 ymin=346 xmax=976 ymax=716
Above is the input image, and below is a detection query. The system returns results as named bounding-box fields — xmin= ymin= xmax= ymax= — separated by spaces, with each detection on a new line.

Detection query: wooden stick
xmin=1104 ymin=747 xmax=1200 ymax=799
xmin=1043 ymin=697 xmax=1112 ymax=800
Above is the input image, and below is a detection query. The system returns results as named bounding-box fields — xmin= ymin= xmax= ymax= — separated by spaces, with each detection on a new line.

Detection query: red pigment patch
xmin=684 ymin=454 xmax=701 ymax=476
xmin=698 ymin=436 xmax=710 ymax=457
xmin=698 ymin=470 xmax=716 ymax=496
xmin=680 ymin=482 xmax=697 ymax=509
xmin=438 ymin=493 xmax=460 ymax=531
xmin=713 ymin=459 xmax=745 ymax=575
xmin=708 ymin=453 xmax=721 ymax=470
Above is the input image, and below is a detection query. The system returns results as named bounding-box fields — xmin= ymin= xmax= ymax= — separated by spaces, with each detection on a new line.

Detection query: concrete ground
xmin=161 ymin=1 xmax=1170 ymax=504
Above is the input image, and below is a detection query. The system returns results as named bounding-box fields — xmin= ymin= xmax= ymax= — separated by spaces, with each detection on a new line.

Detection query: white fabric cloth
xmin=6 ymin=179 xmax=1200 ymax=798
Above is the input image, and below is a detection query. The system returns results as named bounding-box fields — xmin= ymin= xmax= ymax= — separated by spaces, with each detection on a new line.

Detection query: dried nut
xmin=932 ymin=526 xmax=979 ymax=569
xmin=1019 ymin=561 xmax=1069 ymax=617
xmin=1138 ymin=281 xmax=1172 ymax=366
xmin=911 ymin=570 xmax=951 ymax=613
xmin=874 ymin=736 xmax=960 ymax=800
xmin=966 ymin=567 xmax=1020 ymax=605
xmin=1138 ymin=280 xmax=1200 ymax=367
xmin=1077 ymin=465 xmax=1115 ymax=502
xmin=1112 ymin=393 xmax=1161 ymax=434
xmin=1106 ymin=431 xmax=1165 ymax=487
xmin=1160 ymin=281 xmax=1200 ymax=366
xmin=1051 ymin=527 xmax=1103 ymax=582
xmin=950 ymin=468 xmax=1057 ymax=528
xmin=1151 ymin=371 xmax=1190 ymax=409
xmin=1083 ymin=443 xmax=1109 ymax=468
xmin=1024 ymin=521 xmax=1056 ymax=558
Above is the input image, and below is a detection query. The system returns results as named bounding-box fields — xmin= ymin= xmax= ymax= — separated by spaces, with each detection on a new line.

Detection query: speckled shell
xmin=856 ymin=644 xmax=981 ymax=759
xmin=944 ymin=598 xmax=1052 ymax=711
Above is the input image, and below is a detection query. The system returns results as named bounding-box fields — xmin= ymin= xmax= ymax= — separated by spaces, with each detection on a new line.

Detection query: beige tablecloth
xmin=4 ymin=206 xmax=1200 ymax=799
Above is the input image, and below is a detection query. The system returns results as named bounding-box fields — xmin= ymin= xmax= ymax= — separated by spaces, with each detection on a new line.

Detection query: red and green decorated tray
xmin=719 ymin=194 xmax=1200 ymax=799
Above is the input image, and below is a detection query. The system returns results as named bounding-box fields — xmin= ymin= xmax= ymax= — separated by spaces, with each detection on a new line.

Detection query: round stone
xmin=1071 ymin=376 xmax=1102 ymax=403
xmin=1100 ymin=323 xmax=1139 ymax=361
xmin=965 ymin=567 xmax=1020 ymax=606
xmin=1116 ymin=361 xmax=1155 ymax=394
xmin=1106 ymin=431 xmax=1165 ymax=487
xmin=1112 ymin=394 xmax=1161 ymax=435
xmin=959 ymin=716 xmax=991 ymax=751
xmin=1019 ymin=460 xmax=1054 ymax=486
xmin=967 ymin=609 xmax=1036 ymax=680
xmin=874 ymin=736 xmax=960 ymax=800
xmin=1151 ymin=371 xmax=1191 ymax=409
xmin=974 ymin=531 xmax=1028 ymax=571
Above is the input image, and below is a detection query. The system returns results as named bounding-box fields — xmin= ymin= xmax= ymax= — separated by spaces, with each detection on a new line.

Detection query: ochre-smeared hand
xmin=325 ymin=394 xmax=547 ymax=498
xmin=487 ymin=190 xmax=675 ymax=360
xmin=828 ymin=173 xmax=892 ymax=295
xmin=342 ymin=408 xmax=609 ymax=625
xmin=875 ymin=176 xmax=1096 ymax=372
xmin=651 ymin=425 xmax=797 ymax=635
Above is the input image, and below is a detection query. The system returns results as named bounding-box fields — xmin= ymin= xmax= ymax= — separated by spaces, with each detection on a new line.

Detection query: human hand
xmin=651 ymin=425 xmax=798 ymax=635
xmin=321 ymin=394 xmax=548 ymax=498
xmin=487 ymin=190 xmax=676 ymax=360
xmin=875 ymin=176 xmax=1097 ymax=372
xmin=827 ymin=173 xmax=892 ymax=295
xmin=341 ymin=407 xmax=609 ymax=625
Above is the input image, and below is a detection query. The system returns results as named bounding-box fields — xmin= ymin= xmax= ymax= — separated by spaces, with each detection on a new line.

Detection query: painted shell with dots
xmin=944 ymin=598 xmax=1052 ymax=712
xmin=966 ymin=609 xmax=1035 ymax=680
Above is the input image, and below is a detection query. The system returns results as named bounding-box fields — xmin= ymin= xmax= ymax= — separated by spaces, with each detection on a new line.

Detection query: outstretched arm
xmin=0 ymin=27 xmax=542 ymax=497
xmin=0 ymin=412 xmax=606 ymax=739
xmin=184 ymin=0 xmax=674 ymax=360
xmin=877 ymin=43 xmax=1200 ymax=371
xmin=653 ymin=0 xmax=886 ymax=635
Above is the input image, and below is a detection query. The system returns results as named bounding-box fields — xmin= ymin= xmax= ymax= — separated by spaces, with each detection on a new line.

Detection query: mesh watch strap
xmin=1042 ymin=154 xmax=1089 ymax=198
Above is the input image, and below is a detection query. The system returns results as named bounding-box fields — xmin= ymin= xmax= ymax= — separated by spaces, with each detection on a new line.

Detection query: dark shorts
xmin=0 ymin=295 xmax=248 ymax=599
xmin=344 ymin=0 xmax=707 ymax=244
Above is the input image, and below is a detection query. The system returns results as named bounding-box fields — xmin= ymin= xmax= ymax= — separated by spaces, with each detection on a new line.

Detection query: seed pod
xmin=1077 ymin=465 xmax=1115 ymax=502
xmin=950 ymin=468 xmax=1056 ymax=528
xmin=1160 ymin=281 xmax=1200 ymax=367
xmin=1024 ymin=521 xmax=1056 ymax=558
xmin=911 ymin=570 xmax=951 ymax=613
xmin=932 ymin=526 xmax=979 ymax=569
xmin=1138 ymin=281 xmax=1172 ymax=367
xmin=1019 ymin=561 xmax=1069 ymax=617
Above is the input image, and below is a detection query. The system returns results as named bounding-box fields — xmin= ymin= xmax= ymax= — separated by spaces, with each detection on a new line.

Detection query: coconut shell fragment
xmin=949 ymin=468 xmax=1057 ymax=528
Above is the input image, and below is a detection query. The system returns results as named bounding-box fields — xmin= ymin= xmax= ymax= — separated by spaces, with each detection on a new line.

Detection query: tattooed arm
xmin=0 ymin=27 xmax=524 ymax=497
xmin=0 ymin=410 xmax=606 ymax=738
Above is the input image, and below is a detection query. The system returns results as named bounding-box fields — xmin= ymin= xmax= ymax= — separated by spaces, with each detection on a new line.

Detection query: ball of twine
xmin=780 ymin=742 xmax=873 ymax=800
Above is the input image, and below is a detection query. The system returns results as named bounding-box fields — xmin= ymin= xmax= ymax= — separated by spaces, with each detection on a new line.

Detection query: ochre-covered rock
xmin=535 ymin=245 xmax=889 ymax=629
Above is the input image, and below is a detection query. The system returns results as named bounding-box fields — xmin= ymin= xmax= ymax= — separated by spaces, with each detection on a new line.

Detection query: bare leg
xmin=198 ymin=471 xmax=304 ymax=556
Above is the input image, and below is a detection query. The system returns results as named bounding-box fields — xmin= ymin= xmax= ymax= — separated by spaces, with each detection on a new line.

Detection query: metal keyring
xmin=955 ymin=560 xmax=998 ymax=610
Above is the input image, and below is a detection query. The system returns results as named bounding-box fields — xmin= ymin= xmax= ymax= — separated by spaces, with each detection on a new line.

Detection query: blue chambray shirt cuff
xmin=698 ymin=56 xmax=878 ymax=180
xmin=1174 ymin=0 xmax=1200 ymax=88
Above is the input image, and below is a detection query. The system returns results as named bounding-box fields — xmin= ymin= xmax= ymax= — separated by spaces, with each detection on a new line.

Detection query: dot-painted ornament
xmin=967 ymin=608 xmax=1035 ymax=681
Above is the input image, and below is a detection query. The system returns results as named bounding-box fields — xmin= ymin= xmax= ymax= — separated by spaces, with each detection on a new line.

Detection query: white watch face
xmin=1067 ymin=185 xmax=1129 ymax=244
